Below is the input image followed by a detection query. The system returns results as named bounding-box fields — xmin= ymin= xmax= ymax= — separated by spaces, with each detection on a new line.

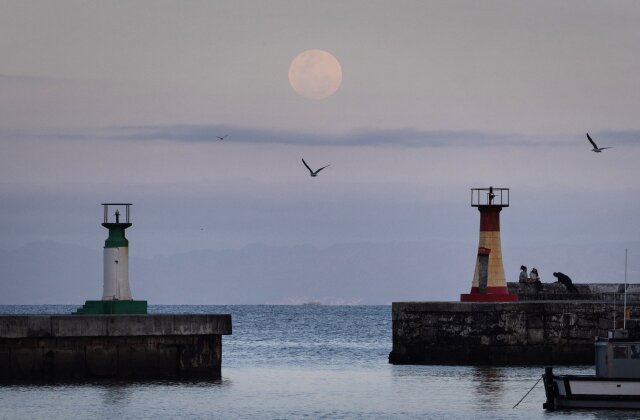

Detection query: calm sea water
xmin=0 ymin=305 xmax=635 ymax=419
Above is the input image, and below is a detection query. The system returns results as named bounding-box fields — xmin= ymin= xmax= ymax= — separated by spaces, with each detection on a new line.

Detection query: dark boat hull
xmin=543 ymin=368 xmax=640 ymax=410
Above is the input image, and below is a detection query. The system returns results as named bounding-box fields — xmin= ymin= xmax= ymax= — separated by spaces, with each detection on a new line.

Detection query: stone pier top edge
xmin=0 ymin=314 xmax=232 ymax=338
xmin=392 ymin=300 xmax=612 ymax=314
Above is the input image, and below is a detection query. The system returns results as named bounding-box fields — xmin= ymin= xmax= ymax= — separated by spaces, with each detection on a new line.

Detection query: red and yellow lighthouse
xmin=461 ymin=187 xmax=518 ymax=302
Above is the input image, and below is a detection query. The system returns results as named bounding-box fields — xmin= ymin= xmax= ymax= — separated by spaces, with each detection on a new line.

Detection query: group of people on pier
xmin=519 ymin=266 xmax=578 ymax=293
xmin=519 ymin=266 xmax=542 ymax=290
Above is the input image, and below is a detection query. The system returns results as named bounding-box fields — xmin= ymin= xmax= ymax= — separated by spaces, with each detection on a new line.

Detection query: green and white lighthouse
xmin=102 ymin=203 xmax=133 ymax=301
xmin=75 ymin=203 xmax=147 ymax=314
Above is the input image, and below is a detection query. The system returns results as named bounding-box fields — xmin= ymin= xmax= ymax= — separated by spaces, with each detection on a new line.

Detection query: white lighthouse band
xmin=103 ymin=246 xmax=132 ymax=300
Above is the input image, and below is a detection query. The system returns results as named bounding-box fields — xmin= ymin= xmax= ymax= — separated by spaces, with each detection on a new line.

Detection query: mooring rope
xmin=512 ymin=375 xmax=543 ymax=409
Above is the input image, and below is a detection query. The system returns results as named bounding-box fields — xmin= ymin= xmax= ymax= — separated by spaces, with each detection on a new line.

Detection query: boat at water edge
xmin=543 ymin=329 xmax=640 ymax=410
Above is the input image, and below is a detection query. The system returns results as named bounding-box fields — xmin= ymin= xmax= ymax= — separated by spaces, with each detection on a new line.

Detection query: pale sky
xmin=1 ymin=1 xmax=640 ymax=302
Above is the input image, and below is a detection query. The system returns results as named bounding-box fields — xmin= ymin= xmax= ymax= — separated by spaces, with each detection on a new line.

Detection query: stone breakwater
xmin=0 ymin=314 xmax=232 ymax=382
xmin=389 ymin=298 xmax=640 ymax=365
xmin=389 ymin=283 xmax=640 ymax=365
xmin=508 ymin=282 xmax=640 ymax=302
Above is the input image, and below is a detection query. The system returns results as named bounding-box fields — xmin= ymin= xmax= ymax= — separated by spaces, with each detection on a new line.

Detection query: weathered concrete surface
xmin=508 ymin=282 xmax=640 ymax=302
xmin=0 ymin=314 xmax=231 ymax=382
xmin=389 ymin=301 xmax=638 ymax=365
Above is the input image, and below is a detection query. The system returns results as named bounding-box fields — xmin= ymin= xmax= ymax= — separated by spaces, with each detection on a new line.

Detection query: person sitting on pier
xmin=529 ymin=268 xmax=539 ymax=281
xmin=529 ymin=267 xmax=542 ymax=291
xmin=519 ymin=265 xmax=542 ymax=290
xmin=553 ymin=271 xmax=578 ymax=293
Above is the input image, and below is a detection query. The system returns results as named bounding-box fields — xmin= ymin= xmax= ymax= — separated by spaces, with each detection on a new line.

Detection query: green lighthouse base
xmin=75 ymin=300 xmax=148 ymax=315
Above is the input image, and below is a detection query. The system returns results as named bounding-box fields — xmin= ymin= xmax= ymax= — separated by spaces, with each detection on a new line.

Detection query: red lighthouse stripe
xmin=478 ymin=206 xmax=501 ymax=231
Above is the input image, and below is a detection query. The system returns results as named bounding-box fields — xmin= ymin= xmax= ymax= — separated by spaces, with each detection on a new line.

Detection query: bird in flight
xmin=586 ymin=133 xmax=612 ymax=152
xmin=302 ymin=158 xmax=330 ymax=177
xmin=217 ymin=134 xmax=228 ymax=141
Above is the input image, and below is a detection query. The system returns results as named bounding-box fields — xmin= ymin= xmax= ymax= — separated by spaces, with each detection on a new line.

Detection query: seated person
xmin=530 ymin=268 xmax=540 ymax=282
xmin=519 ymin=265 xmax=529 ymax=283
xmin=529 ymin=267 xmax=542 ymax=290
xmin=553 ymin=271 xmax=578 ymax=293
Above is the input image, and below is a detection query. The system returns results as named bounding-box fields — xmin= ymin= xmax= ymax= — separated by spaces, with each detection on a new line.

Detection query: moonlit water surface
xmin=0 ymin=305 xmax=626 ymax=419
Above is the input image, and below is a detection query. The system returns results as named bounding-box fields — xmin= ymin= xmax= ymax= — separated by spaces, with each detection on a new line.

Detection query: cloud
xmin=0 ymin=73 xmax=66 ymax=85
xmin=9 ymin=123 xmax=639 ymax=149
xmin=597 ymin=130 xmax=640 ymax=146
xmin=100 ymin=126 xmax=640 ymax=148
xmin=93 ymin=124 xmax=538 ymax=148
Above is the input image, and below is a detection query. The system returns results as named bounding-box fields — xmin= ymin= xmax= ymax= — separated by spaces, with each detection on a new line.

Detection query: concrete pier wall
xmin=389 ymin=300 xmax=640 ymax=365
xmin=0 ymin=314 xmax=231 ymax=382
xmin=508 ymin=282 xmax=640 ymax=302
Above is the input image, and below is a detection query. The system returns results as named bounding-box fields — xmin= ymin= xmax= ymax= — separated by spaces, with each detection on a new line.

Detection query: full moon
xmin=288 ymin=49 xmax=342 ymax=100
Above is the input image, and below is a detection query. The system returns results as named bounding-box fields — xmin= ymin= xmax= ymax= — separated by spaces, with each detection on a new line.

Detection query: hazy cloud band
xmin=97 ymin=125 xmax=533 ymax=148
xmin=6 ymin=125 xmax=639 ymax=149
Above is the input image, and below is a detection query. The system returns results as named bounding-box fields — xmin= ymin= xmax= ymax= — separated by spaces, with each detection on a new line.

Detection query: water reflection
xmin=100 ymin=383 xmax=132 ymax=410
xmin=471 ymin=367 xmax=505 ymax=409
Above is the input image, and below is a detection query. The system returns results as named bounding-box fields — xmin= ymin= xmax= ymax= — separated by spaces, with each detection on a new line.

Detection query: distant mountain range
xmin=1 ymin=239 xmax=638 ymax=305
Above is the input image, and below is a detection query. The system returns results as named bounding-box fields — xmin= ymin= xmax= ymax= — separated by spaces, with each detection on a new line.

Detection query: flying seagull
xmin=217 ymin=134 xmax=228 ymax=141
xmin=586 ymin=133 xmax=612 ymax=152
xmin=302 ymin=158 xmax=330 ymax=177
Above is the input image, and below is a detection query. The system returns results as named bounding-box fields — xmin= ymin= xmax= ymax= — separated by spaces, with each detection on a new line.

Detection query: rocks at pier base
xmin=389 ymin=299 xmax=640 ymax=365
xmin=0 ymin=314 xmax=232 ymax=383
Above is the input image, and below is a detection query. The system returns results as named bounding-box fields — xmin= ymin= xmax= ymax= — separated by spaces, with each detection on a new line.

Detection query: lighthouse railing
xmin=471 ymin=187 xmax=509 ymax=207
xmin=101 ymin=203 xmax=132 ymax=224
